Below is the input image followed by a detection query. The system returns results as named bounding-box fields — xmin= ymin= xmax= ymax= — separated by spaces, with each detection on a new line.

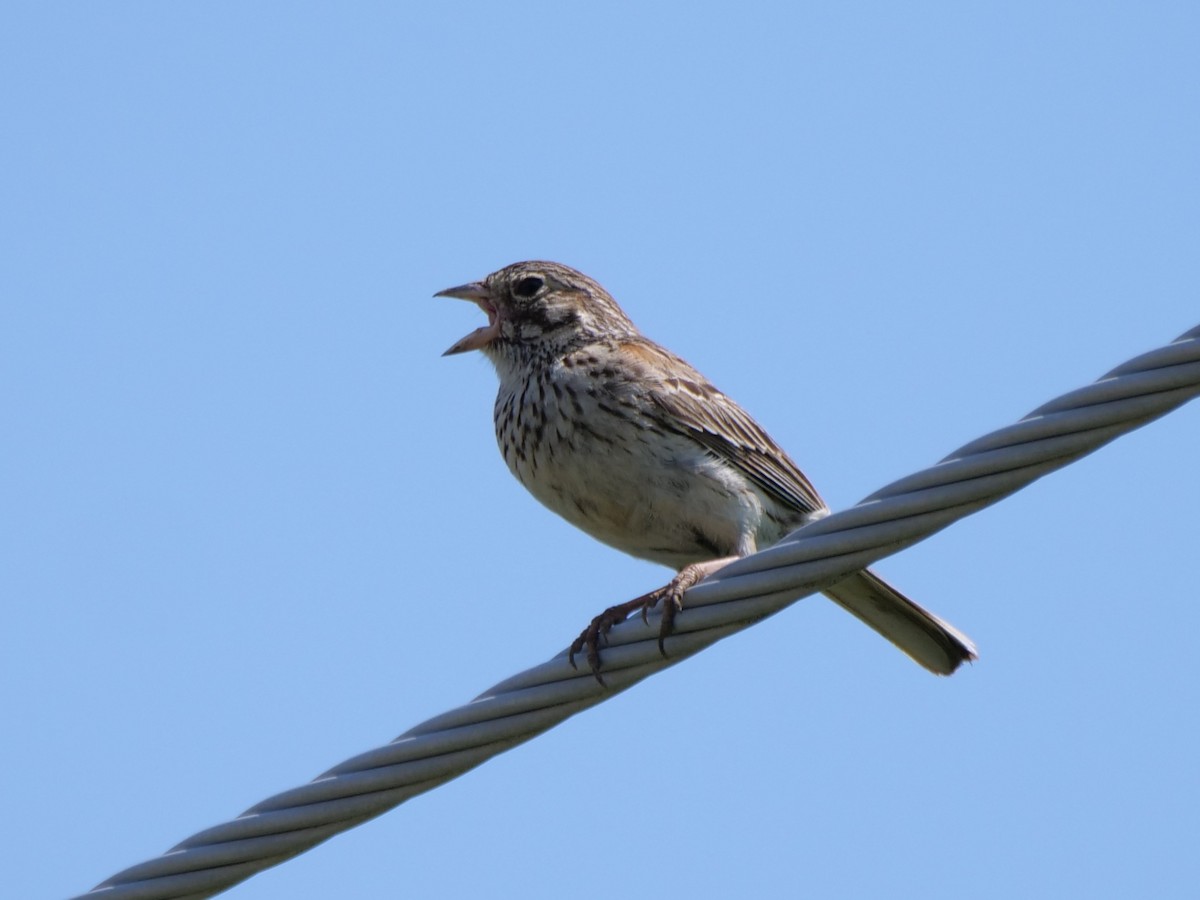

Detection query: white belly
xmin=494 ymin=381 xmax=771 ymax=569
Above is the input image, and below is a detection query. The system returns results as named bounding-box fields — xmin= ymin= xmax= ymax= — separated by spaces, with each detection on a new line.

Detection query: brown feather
xmin=620 ymin=337 xmax=827 ymax=517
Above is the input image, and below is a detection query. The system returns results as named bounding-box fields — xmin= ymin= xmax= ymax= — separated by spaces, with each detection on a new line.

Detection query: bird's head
xmin=437 ymin=261 xmax=637 ymax=364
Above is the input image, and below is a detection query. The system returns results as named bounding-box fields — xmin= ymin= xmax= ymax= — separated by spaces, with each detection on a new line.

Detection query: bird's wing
xmin=619 ymin=338 xmax=827 ymax=516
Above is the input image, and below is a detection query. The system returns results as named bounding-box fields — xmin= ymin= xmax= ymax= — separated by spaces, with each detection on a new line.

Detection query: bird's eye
xmin=513 ymin=275 xmax=544 ymax=298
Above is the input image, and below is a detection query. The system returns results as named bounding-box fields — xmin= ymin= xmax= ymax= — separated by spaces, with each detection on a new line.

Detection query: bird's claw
xmin=656 ymin=586 xmax=684 ymax=656
xmin=568 ymin=584 xmax=687 ymax=685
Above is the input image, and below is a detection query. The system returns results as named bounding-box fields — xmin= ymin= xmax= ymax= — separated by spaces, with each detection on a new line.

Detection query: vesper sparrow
xmin=438 ymin=261 xmax=976 ymax=680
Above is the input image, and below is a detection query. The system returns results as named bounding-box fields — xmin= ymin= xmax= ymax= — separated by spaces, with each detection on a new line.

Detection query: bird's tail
xmin=821 ymin=569 xmax=977 ymax=675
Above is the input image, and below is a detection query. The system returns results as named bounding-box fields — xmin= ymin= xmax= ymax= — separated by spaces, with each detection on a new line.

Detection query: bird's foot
xmin=568 ymin=561 xmax=731 ymax=685
xmin=568 ymin=592 xmax=656 ymax=686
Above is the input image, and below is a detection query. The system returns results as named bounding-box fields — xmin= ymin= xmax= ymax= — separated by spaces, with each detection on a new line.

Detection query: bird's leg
xmin=569 ymin=557 xmax=737 ymax=684
xmin=648 ymin=558 xmax=736 ymax=653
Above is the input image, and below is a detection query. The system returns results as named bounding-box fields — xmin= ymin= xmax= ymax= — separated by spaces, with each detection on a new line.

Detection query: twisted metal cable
xmin=80 ymin=324 xmax=1200 ymax=899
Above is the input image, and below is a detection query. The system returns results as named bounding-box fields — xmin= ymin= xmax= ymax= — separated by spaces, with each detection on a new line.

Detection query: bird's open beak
xmin=436 ymin=281 xmax=499 ymax=356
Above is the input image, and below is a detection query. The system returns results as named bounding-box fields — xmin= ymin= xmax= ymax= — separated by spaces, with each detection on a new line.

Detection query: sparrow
xmin=438 ymin=261 xmax=976 ymax=681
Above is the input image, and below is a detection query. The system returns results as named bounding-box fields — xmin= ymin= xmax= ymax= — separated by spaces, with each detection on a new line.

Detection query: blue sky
xmin=4 ymin=4 xmax=1198 ymax=899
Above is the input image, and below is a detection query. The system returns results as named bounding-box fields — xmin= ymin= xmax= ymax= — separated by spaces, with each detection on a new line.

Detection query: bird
xmin=437 ymin=261 xmax=976 ymax=681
